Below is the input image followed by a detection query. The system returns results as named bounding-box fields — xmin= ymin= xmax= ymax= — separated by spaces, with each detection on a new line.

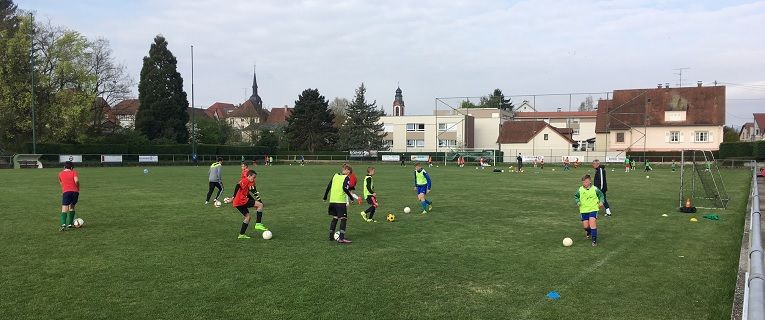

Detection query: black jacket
xmin=594 ymin=165 xmax=608 ymax=192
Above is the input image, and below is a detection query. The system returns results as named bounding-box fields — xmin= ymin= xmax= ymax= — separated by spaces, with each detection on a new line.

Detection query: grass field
xmin=0 ymin=163 xmax=752 ymax=319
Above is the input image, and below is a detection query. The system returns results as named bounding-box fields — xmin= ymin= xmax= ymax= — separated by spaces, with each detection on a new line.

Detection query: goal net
xmin=679 ymin=150 xmax=729 ymax=209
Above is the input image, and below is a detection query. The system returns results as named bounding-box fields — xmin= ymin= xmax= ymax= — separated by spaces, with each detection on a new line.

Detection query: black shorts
xmin=62 ymin=192 xmax=79 ymax=206
xmin=328 ymin=203 xmax=348 ymax=218
xmin=236 ymin=199 xmax=256 ymax=216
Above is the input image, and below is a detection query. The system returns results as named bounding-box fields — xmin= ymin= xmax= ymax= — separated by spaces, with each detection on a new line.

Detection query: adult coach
xmin=58 ymin=161 xmax=79 ymax=231
xmin=205 ymin=157 xmax=224 ymax=205
xmin=516 ymin=153 xmax=523 ymax=172
xmin=592 ymin=159 xmax=613 ymax=216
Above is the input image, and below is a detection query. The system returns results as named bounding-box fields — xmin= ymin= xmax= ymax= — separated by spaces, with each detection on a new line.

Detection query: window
xmin=616 ymin=132 xmax=625 ymax=143
xmin=665 ymin=111 xmax=687 ymax=122
xmin=406 ymin=123 xmax=425 ymax=132
xmin=438 ymin=139 xmax=457 ymax=147
xmin=572 ymin=129 xmax=580 ymax=135
xmin=543 ymin=134 xmax=549 ymax=141
xmin=407 ymin=139 xmax=425 ymax=147
xmin=670 ymin=131 xmax=680 ymax=143
xmin=695 ymin=131 xmax=709 ymax=142
xmin=383 ymin=124 xmax=394 ymax=132
xmin=571 ymin=118 xmax=580 ymax=124
xmin=438 ymin=123 xmax=457 ymax=132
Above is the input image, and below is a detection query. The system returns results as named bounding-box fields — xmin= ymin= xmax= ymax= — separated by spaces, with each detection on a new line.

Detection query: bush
xmin=719 ymin=142 xmax=754 ymax=159
xmin=754 ymin=141 xmax=765 ymax=160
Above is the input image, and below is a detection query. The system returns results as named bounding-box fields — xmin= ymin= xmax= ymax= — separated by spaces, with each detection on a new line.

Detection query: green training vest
xmin=415 ymin=170 xmax=427 ymax=186
xmin=330 ymin=174 xmax=348 ymax=204
xmin=363 ymin=176 xmax=373 ymax=198
xmin=578 ymin=186 xmax=600 ymax=213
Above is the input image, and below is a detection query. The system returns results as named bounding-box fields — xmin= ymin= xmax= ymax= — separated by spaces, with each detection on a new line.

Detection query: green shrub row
xmin=718 ymin=141 xmax=765 ymax=159
xmin=25 ymin=143 xmax=275 ymax=155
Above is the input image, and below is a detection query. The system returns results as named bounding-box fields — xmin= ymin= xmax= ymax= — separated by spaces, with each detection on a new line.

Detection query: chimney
xmin=697 ymin=81 xmax=702 ymax=87
xmin=665 ymin=83 xmax=670 ymax=88
xmin=657 ymin=84 xmax=663 ymax=88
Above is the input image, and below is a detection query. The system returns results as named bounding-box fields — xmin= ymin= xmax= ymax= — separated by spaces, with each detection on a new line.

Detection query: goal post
xmin=443 ymin=148 xmax=497 ymax=167
xmin=679 ymin=149 xmax=729 ymax=209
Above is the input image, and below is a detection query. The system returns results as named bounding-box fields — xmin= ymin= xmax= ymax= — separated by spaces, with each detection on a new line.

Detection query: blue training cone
xmin=546 ymin=291 xmax=561 ymax=300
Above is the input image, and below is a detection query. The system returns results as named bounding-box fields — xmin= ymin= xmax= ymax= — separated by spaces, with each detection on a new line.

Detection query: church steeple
xmin=393 ymin=85 xmax=405 ymax=116
xmin=249 ymin=65 xmax=263 ymax=108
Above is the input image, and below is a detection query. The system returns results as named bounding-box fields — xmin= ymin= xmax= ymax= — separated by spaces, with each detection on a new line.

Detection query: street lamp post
xmin=30 ymin=13 xmax=36 ymax=154
xmin=191 ymin=45 xmax=196 ymax=162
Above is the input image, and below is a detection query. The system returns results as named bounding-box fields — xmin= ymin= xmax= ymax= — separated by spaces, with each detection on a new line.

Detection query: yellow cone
xmin=690 ymin=218 xmax=698 ymax=222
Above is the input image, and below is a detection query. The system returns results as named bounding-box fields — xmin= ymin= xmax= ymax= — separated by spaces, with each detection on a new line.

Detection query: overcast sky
xmin=20 ymin=0 xmax=765 ymax=126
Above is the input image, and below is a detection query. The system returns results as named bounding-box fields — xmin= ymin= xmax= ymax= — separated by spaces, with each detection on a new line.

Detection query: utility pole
xmin=674 ymin=67 xmax=690 ymax=87
xmin=191 ymin=45 xmax=196 ymax=158
xmin=30 ymin=13 xmax=36 ymax=154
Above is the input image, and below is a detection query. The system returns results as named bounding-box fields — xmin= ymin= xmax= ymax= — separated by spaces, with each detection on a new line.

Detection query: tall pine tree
xmin=337 ymin=83 xmax=386 ymax=151
xmin=284 ymin=88 xmax=336 ymax=152
xmin=136 ymin=35 xmax=189 ymax=143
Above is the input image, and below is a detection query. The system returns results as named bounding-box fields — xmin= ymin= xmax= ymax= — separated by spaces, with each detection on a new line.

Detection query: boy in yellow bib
xmin=574 ymin=174 xmax=605 ymax=246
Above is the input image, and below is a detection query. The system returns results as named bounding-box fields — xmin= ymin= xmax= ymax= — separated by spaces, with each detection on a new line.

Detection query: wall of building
xmin=380 ymin=115 xmax=470 ymax=152
xmin=500 ymin=126 xmax=602 ymax=162
xmin=599 ymin=126 xmax=723 ymax=151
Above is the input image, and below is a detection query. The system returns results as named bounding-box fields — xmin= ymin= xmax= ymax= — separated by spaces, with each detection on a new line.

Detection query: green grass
xmin=0 ymin=164 xmax=751 ymax=319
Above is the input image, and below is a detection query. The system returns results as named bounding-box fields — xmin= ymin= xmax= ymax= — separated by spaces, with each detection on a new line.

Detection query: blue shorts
xmin=62 ymin=192 xmax=79 ymax=206
xmin=581 ymin=211 xmax=597 ymax=221
xmin=416 ymin=185 xmax=428 ymax=195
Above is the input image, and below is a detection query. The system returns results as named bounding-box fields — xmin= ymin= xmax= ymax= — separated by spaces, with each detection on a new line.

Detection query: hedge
xmin=719 ymin=142 xmax=754 ymax=159
xmin=24 ymin=143 xmax=276 ymax=155
xmin=754 ymin=141 xmax=765 ymax=160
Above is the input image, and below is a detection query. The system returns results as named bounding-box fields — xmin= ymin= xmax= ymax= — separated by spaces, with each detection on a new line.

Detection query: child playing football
xmin=346 ymin=165 xmax=362 ymax=205
xmin=575 ymin=174 xmax=605 ymax=246
xmin=240 ymin=161 xmax=249 ymax=179
xmin=324 ymin=164 xmax=355 ymax=243
xmin=231 ymin=170 xmax=268 ymax=239
xmin=58 ymin=161 xmax=80 ymax=231
xmin=624 ymin=156 xmax=631 ymax=173
xmin=205 ymin=157 xmax=224 ymax=205
xmin=360 ymin=167 xmax=378 ymax=222
xmin=563 ymin=157 xmax=570 ymax=171
xmin=413 ymin=163 xmax=433 ymax=214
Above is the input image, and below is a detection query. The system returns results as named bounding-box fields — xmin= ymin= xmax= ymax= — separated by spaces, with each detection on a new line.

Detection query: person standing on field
xmin=205 ymin=157 xmax=224 ymax=205
xmin=58 ymin=161 xmax=80 ymax=231
xmin=592 ymin=159 xmax=613 ymax=216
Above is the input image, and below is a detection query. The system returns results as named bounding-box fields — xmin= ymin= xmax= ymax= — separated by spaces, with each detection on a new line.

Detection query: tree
xmin=329 ymin=97 xmax=349 ymax=128
xmin=578 ymin=96 xmax=595 ymax=111
xmin=0 ymin=14 xmax=33 ymax=151
xmin=284 ymin=88 xmax=336 ymax=152
xmin=723 ymin=125 xmax=740 ymax=142
xmin=191 ymin=117 xmax=233 ymax=145
xmin=461 ymin=99 xmax=478 ymax=109
xmin=87 ymin=38 xmax=134 ymax=132
xmin=256 ymin=130 xmax=279 ymax=150
xmin=136 ymin=35 xmax=189 ymax=143
xmin=479 ymin=88 xmax=514 ymax=111
xmin=337 ymin=83 xmax=386 ymax=151
xmin=0 ymin=0 xmax=18 ymax=33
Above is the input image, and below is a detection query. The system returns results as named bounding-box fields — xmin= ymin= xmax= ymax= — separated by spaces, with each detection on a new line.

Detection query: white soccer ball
xmin=552 ymin=168 xmax=555 ymax=171
xmin=404 ymin=207 xmax=411 ymax=214
xmin=73 ymin=218 xmax=85 ymax=228
xmin=562 ymin=237 xmax=573 ymax=247
xmin=214 ymin=200 xmax=222 ymax=208
xmin=143 ymin=168 xmax=149 ymax=174
xmin=262 ymin=230 xmax=273 ymax=240
xmin=333 ymin=231 xmax=340 ymax=240
xmin=646 ymin=175 xmax=650 ymax=179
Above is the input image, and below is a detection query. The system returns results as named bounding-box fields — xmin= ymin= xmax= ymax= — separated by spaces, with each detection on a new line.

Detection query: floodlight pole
xmin=191 ymin=45 xmax=196 ymax=158
xmin=30 ymin=13 xmax=36 ymax=154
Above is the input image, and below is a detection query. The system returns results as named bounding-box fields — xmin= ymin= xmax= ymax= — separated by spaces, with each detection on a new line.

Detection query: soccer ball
xmin=223 ymin=197 xmax=232 ymax=204
xmin=386 ymin=213 xmax=396 ymax=222
xmin=73 ymin=218 xmax=85 ymax=228
xmin=404 ymin=207 xmax=411 ymax=214
xmin=333 ymin=231 xmax=340 ymax=240
xmin=143 ymin=168 xmax=149 ymax=174
xmin=646 ymin=175 xmax=650 ymax=179
xmin=552 ymin=168 xmax=555 ymax=171
xmin=562 ymin=237 xmax=573 ymax=247
xmin=262 ymin=230 xmax=273 ymax=240
xmin=214 ymin=200 xmax=222 ymax=208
